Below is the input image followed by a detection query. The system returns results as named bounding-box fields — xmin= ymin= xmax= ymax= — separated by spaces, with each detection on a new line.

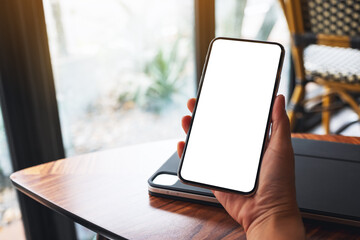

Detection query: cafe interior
xmin=0 ymin=0 xmax=359 ymax=239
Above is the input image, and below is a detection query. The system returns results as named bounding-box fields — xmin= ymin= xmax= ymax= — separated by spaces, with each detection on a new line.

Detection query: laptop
xmin=148 ymin=138 xmax=360 ymax=226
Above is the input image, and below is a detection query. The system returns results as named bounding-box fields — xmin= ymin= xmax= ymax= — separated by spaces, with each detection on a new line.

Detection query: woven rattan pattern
xmin=301 ymin=0 xmax=360 ymax=36
xmin=304 ymin=44 xmax=360 ymax=84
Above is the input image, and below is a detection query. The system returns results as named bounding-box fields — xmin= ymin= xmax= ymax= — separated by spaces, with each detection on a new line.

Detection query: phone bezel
xmin=177 ymin=37 xmax=285 ymax=195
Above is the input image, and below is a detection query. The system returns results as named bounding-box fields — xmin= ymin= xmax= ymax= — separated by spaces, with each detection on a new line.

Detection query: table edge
xmin=10 ymin=178 xmax=125 ymax=240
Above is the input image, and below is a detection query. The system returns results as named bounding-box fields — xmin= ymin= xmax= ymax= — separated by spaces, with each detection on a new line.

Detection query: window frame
xmin=0 ymin=0 xmax=76 ymax=239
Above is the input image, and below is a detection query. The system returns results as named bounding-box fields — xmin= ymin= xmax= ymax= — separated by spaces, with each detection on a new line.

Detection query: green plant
xmin=118 ymin=38 xmax=188 ymax=113
xmin=144 ymin=40 xmax=187 ymax=111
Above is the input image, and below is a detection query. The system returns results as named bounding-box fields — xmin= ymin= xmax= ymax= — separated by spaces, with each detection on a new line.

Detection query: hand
xmin=177 ymin=95 xmax=305 ymax=239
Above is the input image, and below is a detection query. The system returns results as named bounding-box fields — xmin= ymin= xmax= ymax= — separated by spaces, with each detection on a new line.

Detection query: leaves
xmin=119 ymin=38 xmax=188 ymax=113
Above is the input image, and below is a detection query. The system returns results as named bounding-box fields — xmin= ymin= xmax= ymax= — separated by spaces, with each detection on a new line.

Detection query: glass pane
xmin=43 ymin=0 xmax=195 ymax=238
xmin=0 ymin=108 xmax=25 ymax=239
xmin=215 ymin=0 xmax=290 ymax=97
xmin=44 ymin=0 xmax=195 ymax=155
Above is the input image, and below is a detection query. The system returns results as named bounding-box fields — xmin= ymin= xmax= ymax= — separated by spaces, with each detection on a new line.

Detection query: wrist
xmin=246 ymin=206 xmax=305 ymax=240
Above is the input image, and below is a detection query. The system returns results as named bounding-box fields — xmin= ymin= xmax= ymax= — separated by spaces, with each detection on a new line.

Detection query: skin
xmin=177 ymin=95 xmax=305 ymax=239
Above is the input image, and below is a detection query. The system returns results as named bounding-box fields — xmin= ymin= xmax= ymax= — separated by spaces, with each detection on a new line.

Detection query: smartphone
xmin=178 ymin=37 xmax=284 ymax=195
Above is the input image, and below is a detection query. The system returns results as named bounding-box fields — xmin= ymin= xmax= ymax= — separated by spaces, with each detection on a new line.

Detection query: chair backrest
xmin=280 ymin=0 xmax=360 ymax=49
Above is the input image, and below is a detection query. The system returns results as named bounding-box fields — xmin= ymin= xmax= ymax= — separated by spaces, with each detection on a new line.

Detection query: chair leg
xmin=287 ymin=84 xmax=305 ymax=131
xmin=336 ymin=89 xmax=360 ymax=119
xmin=322 ymin=87 xmax=331 ymax=134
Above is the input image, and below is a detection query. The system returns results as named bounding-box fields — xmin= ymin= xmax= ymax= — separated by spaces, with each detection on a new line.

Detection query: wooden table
xmin=10 ymin=134 xmax=360 ymax=239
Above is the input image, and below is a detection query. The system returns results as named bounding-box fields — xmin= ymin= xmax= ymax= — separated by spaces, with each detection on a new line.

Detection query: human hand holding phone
xmin=177 ymin=95 xmax=305 ymax=239
xmin=178 ymin=38 xmax=285 ymax=194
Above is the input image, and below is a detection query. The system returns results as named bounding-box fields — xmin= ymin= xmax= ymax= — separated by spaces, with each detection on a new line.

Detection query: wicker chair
xmin=280 ymin=0 xmax=360 ymax=134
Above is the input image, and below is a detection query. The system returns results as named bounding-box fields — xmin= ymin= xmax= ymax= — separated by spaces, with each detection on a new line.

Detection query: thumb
xmin=270 ymin=95 xmax=292 ymax=147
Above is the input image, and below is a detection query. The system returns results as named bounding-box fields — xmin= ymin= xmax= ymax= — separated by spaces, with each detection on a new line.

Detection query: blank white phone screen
xmin=180 ymin=39 xmax=283 ymax=193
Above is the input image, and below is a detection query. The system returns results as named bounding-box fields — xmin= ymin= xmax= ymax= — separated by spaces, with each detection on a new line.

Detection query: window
xmin=43 ymin=0 xmax=195 ymax=238
xmin=43 ymin=0 xmax=196 ymax=157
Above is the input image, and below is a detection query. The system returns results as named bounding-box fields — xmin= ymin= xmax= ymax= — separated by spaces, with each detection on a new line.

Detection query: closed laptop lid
xmin=148 ymin=138 xmax=360 ymax=224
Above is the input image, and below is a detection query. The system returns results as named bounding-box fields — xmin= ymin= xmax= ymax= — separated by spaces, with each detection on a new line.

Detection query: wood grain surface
xmin=292 ymin=133 xmax=360 ymax=144
xmin=10 ymin=134 xmax=360 ymax=239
